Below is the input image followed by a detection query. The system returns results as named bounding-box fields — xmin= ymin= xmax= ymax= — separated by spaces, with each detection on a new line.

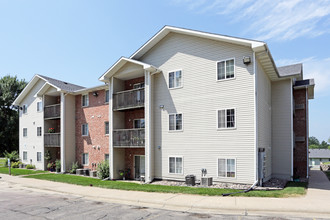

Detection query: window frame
xmin=37 ymin=152 xmax=42 ymax=162
xmin=133 ymin=118 xmax=145 ymax=129
xmin=82 ymin=153 xmax=89 ymax=165
xmin=23 ymin=151 xmax=27 ymax=161
xmin=81 ymin=94 xmax=89 ymax=107
xmin=133 ymin=82 xmax=145 ymax=89
xmin=82 ymin=123 xmax=89 ymax=136
xmin=105 ymin=90 xmax=109 ymax=103
xmin=37 ymin=127 xmax=42 ymax=137
xmin=168 ymin=156 xmax=183 ymax=175
xmin=168 ymin=69 xmax=183 ymax=89
xmin=22 ymin=104 xmax=28 ymax=114
xmin=168 ymin=113 xmax=183 ymax=132
xmin=37 ymin=101 xmax=43 ymax=112
xmin=217 ymin=158 xmax=237 ymax=178
xmin=216 ymin=58 xmax=236 ymax=81
xmin=23 ymin=128 xmax=27 ymax=137
xmin=105 ymin=121 xmax=109 ymax=135
xmin=105 ymin=154 xmax=109 ymax=161
xmin=216 ymin=108 xmax=237 ymax=130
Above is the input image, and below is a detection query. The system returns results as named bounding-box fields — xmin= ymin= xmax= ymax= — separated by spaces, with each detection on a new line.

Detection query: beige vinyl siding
xmin=271 ymin=79 xmax=292 ymax=180
xmin=257 ymin=60 xmax=272 ymax=181
xmin=19 ymin=79 xmax=46 ymax=170
xmin=64 ymin=94 xmax=76 ymax=170
xmin=143 ymin=33 xmax=256 ymax=184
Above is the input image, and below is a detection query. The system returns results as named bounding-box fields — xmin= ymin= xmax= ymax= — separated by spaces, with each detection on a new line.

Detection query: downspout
xmin=290 ymin=80 xmax=294 ymax=180
xmin=306 ymin=89 xmax=309 ymax=178
xmin=254 ymin=51 xmax=259 ymax=186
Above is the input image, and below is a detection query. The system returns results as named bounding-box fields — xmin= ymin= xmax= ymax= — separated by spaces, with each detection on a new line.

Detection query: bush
xmin=4 ymin=150 xmax=20 ymax=166
xmin=26 ymin=164 xmax=35 ymax=169
xmin=55 ymin=160 xmax=61 ymax=172
xmin=11 ymin=161 xmax=22 ymax=168
xmin=70 ymin=161 xmax=80 ymax=174
xmin=97 ymin=160 xmax=109 ymax=179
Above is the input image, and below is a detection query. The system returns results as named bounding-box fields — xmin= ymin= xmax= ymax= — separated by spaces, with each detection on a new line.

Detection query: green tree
xmin=309 ymin=144 xmax=320 ymax=149
xmin=308 ymin=136 xmax=320 ymax=146
xmin=320 ymin=141 xmax=329 ymax=149
xmin=0 ymin=75 xmax=26 ymax=156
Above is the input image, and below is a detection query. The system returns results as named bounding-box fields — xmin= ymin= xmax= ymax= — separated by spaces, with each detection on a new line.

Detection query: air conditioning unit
xmin=201 ymin=177 xmax=213 ymax=186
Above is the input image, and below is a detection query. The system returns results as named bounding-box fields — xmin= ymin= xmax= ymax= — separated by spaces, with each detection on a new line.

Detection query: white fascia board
xmin=13 ymin=75 xmax=42 ymax=106
xmin=34 ymin=82 xmax=52 ymax=98
xmin=36 ymin=74 xmax=62 ymax=92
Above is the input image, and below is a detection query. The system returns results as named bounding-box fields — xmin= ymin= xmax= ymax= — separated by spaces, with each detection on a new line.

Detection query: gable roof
xmin=278 ymin=63 xmax=303 ymax=78
xmin=309 ymin=149 xmax=330 ymax=159
xmin=13 ymin=74 xmax=85 ymax=105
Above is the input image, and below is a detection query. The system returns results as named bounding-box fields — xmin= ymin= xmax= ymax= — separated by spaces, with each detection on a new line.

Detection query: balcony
xmin=113 ymin=128 xmax=145 ymax=148
xmin=44 ymin=133 xmax=60 ymax=147
xmin=113 ymin=88 xmax=144 ymax=111
xmin=44 ymin=104 xmax=60 ymax=119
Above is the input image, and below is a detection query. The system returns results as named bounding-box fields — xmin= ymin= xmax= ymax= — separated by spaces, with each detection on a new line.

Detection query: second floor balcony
xmin=113 ymin=128 xmax=145 ymax=148
xmin=113 ymin=88 xmax=144 ymax=111
xmin=44 ymin=104 xmax=60 ymax=119
xmin=44 ymin=133 xmax=60 ymax=147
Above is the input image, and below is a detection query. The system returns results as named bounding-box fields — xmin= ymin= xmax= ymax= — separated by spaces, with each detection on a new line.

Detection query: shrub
xmin=4 ymin=150 xmax=20 ymax=166
xmin=70 ymin=161 xmax=80 ymax=174
xmin=55 ymin=160 xmax=61 ymax=172
xmin=97 ymin=160 xmax=109 ymax=179
xmin=26 ymin=164 xmax=35 ymax=169
xmin=11 ymin=161 xmax=22 ymax=168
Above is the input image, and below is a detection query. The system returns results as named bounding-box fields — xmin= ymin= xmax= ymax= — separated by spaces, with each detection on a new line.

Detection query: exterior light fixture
xmin=243 ymin=56 xmax=251 ymax=65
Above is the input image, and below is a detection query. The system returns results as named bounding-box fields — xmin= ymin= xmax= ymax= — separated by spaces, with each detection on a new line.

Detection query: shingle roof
xmin=38 ymin=74 xmax=85 ymax=92
xmin=309 ymin=149 xmax=330 ymax=159
xmin=277 ymin=63 xmax=302 ymax=77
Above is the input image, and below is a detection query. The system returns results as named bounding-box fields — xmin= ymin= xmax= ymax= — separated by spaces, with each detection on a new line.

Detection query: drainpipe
xmin=60 ymin=92 xmax=66 ymax=172
xmin=253 ymin=51 xmax=259 ymax=185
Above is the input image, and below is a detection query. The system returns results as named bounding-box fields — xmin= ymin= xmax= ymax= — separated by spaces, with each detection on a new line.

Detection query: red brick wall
xmin=75 ymin=89 xmax=109 ymax=170
xmin=124 ymin=148 xmax=145 ymax=179
xmin=293 ymin=88 xmax=308 ymax=178
xmin=125 ymin=109 xmax=145 ymax=129
xmin=125 ymin=76 xmax=144 ymax=90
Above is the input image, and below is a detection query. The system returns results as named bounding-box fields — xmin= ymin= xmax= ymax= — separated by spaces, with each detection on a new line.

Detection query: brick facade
xmin=75 ymin=89 xmax=109 ymax=170
xmin=124 ymin=148 xmax=145 ymax=179
xmin=125 ymin=76 xmax=145 ymax=90
xmin=293 ymin=88 xmax=308 ymax=178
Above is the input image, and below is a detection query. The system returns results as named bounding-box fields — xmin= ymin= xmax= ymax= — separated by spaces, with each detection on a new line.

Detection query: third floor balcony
xmin=44 ymin=104 xmax=61 ymax=119
xmin=113 ymin=88 xmax=144 ymax=111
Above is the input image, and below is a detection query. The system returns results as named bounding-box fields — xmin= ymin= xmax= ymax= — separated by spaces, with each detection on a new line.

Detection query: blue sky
xmin=1 ymin=0 xmax=329 ymax=142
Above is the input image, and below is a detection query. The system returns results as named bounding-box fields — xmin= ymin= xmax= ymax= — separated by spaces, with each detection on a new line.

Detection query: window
xmin=169 ymin=156 xmax=183 ymax=174
xmin=23 ymin=151 xmax=27 ymax=161
xmin=133 ymin=82 xmax=145 ymax=89
xmin=134 ymin=119 xmax=145 ymax=129
xmin=37 ymin=102 xmax=42 ymax=112
xmin=37 ymin=152 xmax=42 ymax=162
xmin=217 ymin=59 xmax=235 ymax=80
xmin=105 ymin=121 xmax=109 ymax=135
xmin=82 ymin=153 xmax=89 ymax=165
xmin=217 ymin=108 xmax=236 ymax=129
xmin=105 ymin=90 xmax=109 ymax=103
xmin=37 ymin=127 xmax=42 ymax=136
xmin=82 ymin=124 xmax=88 ymax=136
xmin=169 ymin=113 xmax=182 ymax=131
xmin=82 ymin=94 xmax=89 ymax=107
xmin=105 ymin=154 xmax=109 ymax=161
xmin=23 ymin=128 xmax=27 ymax=137
xmin=169 ymin=70 xmax=182 ymax=89
xmin=22 ymin=104 xmax=27 ymax=114
xmin=218 ymin=158 xmax=236 ymax=178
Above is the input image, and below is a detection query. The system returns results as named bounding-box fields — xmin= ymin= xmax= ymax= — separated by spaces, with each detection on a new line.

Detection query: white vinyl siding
xmin=217 ymin=108 xmax=236 ymax=129
xmin=37 ymin=127 xmax=42 ymax=136
xmin=23 ymin=128 xmax=27 ymax=137
xmin=37 ymin=102 xmax=42 ymax=112
xmin=82 ymin=153 xmax=89 ymax=165
xmin=217 ymin=59 xmax=235 ymax=80
xmin=169 ymin=113 xmax=182 ymax=131
xmin=105 ymin=121 xmax=109 ymax=135
xmin=82 ymin=124 xmax=88 ymax=136
xmin=82 ymin=94 xmax=89 ymax=107
xmin=218 ymin=158 xmax=236 ymax=178
xmin=23 ymin=151 xmax=27 ymax=161
xmin=37 ymin=152 xmax=42 ymax=162
xmin=141 ymin=32 xmax=255 ymax=183
xmin=169 ymin=156 xmax=183 ymax=174
xmin=168 ymin=70 xmax=182 ymax=89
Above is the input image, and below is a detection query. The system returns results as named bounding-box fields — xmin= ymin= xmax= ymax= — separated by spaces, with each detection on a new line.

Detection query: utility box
xmin=185 ymin=175 xmax=196 ymax=186
xmin=201 ymin=177 xmax=213 ymax=186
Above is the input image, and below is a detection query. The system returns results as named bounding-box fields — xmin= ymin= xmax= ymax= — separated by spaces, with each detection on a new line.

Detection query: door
xmin=134 ymin=155 xmax=145 ymax=180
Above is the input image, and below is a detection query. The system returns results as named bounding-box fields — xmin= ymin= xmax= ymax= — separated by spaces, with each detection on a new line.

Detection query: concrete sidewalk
xmin=1 ymin=170 xmax=330 ymax=218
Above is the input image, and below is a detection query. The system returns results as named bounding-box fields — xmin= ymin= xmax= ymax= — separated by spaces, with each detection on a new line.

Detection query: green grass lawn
xmin=0 ymin=167 xmax=48 ymax=176
xmin=24 ymin=174 xmax=307 ymax=197
xmin=0 ymin=158 xmax=6 ymax=167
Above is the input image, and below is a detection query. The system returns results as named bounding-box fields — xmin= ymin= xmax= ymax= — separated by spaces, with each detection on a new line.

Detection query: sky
xmin=1 ymin=0 xmax=329 ymax=142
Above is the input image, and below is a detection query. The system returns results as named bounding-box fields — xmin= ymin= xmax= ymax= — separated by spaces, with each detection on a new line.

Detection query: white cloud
xmin=172 ymin=0 xmax=330 ymax=41
xmin=277 ymin=57 xmax=330 ymax=96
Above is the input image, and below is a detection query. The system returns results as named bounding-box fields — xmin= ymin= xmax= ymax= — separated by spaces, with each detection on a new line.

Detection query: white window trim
xmin=216 ymin=157 xmax=237 ymax=179
xmin=82 ymin=124 xmax=89 ymax=136
xmin=82 ymin=94 xmax=89 ymax=107
xmin=216 ymin=58 xmax=236 ymax=82
xmin=37 ymin=101 xmax=43 ymax=112
xmin=23 ymin=151 xmax=28 ymax=161
xmin=82 ymin=153 xmax=89 ymax=166
xmin=22 ymin=104 xmax=28 ymax=114
xmin=37 ymin=127 xmax=42 ymax=137
xmin=168 ymin=113 xmax=183 ymax=132
xmin=23 ymin=128 xmax=28 ymax=137
xmin=216 ymin=108 xmax=237 ymax=130
xmin=168 ymin=69 xmax=183 ymax=90
xmin=37 ymin=152 xmax=42 ymax=162
xmin=105 ymin=121 xmax=109 ymax=135
xmin=133 ymin=118 xmax=145 ymax=129
xmin=105 ymin=89 xmax=109 ymax=104
xmin=168 ymin=156 xmax=184 ymax=175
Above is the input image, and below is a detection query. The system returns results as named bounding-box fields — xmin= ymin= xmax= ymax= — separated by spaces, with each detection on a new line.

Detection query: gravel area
xmin=151 ymin=178 xmax=287 ymax=190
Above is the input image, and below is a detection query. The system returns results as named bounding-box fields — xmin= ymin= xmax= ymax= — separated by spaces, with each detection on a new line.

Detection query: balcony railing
xmin=113 ymin=88 xmax=144 ymax=111
xmin=44 ymin=104 xmax=60 ymax=119
xmin=113 ymin=128 xmax=145 ymax=147
xmin=44 ymin=133 xmax=60 ymax=147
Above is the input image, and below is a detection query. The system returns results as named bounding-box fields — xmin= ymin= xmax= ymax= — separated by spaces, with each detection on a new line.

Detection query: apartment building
xmin=13 ymin=26 xmax=314 ymax=184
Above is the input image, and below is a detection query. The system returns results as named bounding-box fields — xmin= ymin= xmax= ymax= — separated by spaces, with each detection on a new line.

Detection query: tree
xmin=308 ymin=136 xmax=320 ymax=146
xmin=309 ymin=144 xmax=320 ymax=149
xmin=320 ymin=141 xmax=329 ymax=149
xmin=0 ymin=75 xmax=26 ymax=156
